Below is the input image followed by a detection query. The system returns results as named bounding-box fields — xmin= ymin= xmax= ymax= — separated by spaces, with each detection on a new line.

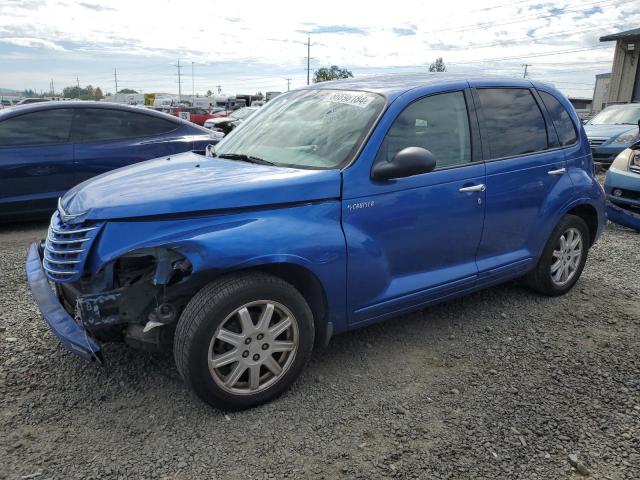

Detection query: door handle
xmin=548 ymin=167 xmax=566 ymax=176
xmin=459 ymin=184 xmax=486 ymax=193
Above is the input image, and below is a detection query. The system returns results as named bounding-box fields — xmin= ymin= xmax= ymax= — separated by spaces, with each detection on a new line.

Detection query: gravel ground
xmin=1 ymin=219 xmax=639 ymax=480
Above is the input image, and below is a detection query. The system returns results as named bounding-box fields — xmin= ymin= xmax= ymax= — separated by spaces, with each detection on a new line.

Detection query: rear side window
xmin=538 ymin=91 xmax=578 ymax=146
xmin=476 ymin=88 xmax=548 ymax=159
xmin=0 ymin=109 xmax=74 ymax=147
xmin=376 ymin=91 xmax=472 ymax=169
xmin=74 ymin=108 xmax=178 ymax=142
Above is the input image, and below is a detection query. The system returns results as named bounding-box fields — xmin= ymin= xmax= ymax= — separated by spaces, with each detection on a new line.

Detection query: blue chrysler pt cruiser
xmin=27 ymin=74 xmax=605 ymax=410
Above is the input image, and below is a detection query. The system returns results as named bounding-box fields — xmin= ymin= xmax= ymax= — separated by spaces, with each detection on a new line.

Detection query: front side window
xmin=538 ymin=91 xmax=578 ymax=146
xmin=74 ymin=109 xmax=178 ymax=142
xmin=214 ymin=89 xmax=386 ymax=169
xmin=476 ymin=88 xmax=548 ymax=159
xmin=0 ymin=109 xmax=74 ymax=147
xmin=375 ymin=91 xmax=472 ymax=169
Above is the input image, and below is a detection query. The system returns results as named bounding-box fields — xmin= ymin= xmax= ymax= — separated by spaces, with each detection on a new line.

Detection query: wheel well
xmin=568 ymin=204 xmax=598 ymax=246
xmin=253 ymin=263 xmax=329 ymax=348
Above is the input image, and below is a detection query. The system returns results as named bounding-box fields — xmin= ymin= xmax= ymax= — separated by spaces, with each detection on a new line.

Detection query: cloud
xmin=78 ymin=2 xmax=116 ymax=11
xmin=393 ymin=27 xmax=416 ymax=36
xmin=304 ymin=24 xmax=368 ymax=36
xmin=573 ymin=6 xmax=602 ymax=20
xmin=0 ymin=0 xmax=636 ymax=98
xmin=0 ymin=36 xmax=66 ymax=51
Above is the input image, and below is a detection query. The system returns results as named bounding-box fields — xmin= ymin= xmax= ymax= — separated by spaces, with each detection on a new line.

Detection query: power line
xmin=448 ymin=44 xmax=612 ymax=65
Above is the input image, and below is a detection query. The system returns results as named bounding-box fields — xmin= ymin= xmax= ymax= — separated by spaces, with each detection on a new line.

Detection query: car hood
xmin=61 ymin=151 xmax=341 ymax=221
xmin=584 ymin=123 xmax=638 ymax=139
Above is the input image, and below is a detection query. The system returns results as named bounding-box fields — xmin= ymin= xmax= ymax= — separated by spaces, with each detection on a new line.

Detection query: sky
xmin=0 ymin=0 xmax=637 ymax=99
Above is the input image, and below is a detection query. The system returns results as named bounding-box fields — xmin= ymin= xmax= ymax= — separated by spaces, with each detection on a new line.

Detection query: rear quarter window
xmin=74 ymin=108 xmax=179 ymax=142
xmin=538 ymin=91 xmax=578 ymax=147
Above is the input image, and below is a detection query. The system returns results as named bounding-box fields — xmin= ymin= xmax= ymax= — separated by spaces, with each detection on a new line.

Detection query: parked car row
xmin=203 ymin=106 xmax=259 ymax=134
xmin=0 ymin=101 xmax=220 ymax=220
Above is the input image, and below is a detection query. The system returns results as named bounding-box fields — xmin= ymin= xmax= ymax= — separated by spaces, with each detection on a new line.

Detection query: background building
xmin=600 ymin=28 xmax=640 ymax=104
xmin=591 ymin=73 xmax=611 ymax=114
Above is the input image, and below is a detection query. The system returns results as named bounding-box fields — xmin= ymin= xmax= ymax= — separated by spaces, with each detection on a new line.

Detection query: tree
xmin=206 ymin=89 xmax=213 ymax=97
xmin=62 ymin=84 xmax=104 ymax=100
xmin=22 ymin=89 xmax=40 ymax=98
xmin=313 ymin=65 xmax=353 ymax=83
xmin=118 ymin=88 xmax=138 ymax=94
xmin=429 ymin=57 xmax=446 ymax=72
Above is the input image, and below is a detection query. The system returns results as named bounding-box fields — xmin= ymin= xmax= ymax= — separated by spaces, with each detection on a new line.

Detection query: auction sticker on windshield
xmin=326 ymin=91 xmax=376 ymax=108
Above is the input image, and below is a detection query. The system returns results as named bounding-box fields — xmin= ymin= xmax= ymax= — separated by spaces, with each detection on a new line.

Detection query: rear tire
xmin=525 ymin=214 xmax=589 ymax=296
xmin=174 ymin=272 xmax=314 ymax=410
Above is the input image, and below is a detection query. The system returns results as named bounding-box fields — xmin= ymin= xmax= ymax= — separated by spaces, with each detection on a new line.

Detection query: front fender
xmin=87 ymin=201 xmax=348 ymax=332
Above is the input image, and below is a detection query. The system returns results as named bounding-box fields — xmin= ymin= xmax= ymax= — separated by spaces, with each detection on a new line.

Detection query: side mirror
xmin=371 ymin=147 xmax=437 ymax=181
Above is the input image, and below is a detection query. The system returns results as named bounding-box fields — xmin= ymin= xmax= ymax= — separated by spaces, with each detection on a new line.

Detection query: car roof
xmin=0 ymin=101 xmax=182 ymax=123
xmin=303 ymin=73 xmax=541 ymax=101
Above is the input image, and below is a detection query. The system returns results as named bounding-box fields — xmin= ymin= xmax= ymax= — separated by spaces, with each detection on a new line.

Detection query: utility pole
xmin=306 ymin=35 xmax=311 ymax=85
xmin=76 ymin=76 xmax=80 ymax=89
xmin=191 ymin=61 xmax=195 ymax=100
xmin=216 ymin=85 xmax=222 ymax=94
xmin=114 ymin=68 xmax=119 ymax=94
xmin=176 ymin=59 xmax=182 ymax=102
xmin=522 ymin=63 xmax=532 ymax=78
xmin=286 ymin=78 xmax=292 ymax=91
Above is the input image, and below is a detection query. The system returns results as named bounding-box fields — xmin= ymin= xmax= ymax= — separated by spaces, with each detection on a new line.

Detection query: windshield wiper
xmin=217 ymin=153 xmax=275 ymax=166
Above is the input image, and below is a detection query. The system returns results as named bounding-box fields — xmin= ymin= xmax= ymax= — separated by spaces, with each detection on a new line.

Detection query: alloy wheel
xmin=207 ymin=300 xmax=299 ymax=395
xmin=550 ymin=227 xmax=583 ymax=287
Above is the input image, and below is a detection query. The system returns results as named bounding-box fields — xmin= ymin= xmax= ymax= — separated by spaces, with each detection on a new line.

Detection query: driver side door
xmin=342 ymin=89 xmax=487 ymax=325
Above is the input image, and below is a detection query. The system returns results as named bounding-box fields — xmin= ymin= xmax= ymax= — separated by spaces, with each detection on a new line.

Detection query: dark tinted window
xmin=0 ymin=109 xmax=73 ymax=147
xmin=376 ymin=91 xmax=472 ymax=169
xmin=476 ymin=88 xmax=548 ymax=159
xmin=74 ymin=108 xmax=178 ymax=142
xmin=538 ymin=91 xmax=578 ymax=146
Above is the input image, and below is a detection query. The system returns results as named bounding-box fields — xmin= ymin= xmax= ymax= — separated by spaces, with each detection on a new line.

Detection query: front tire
xmin=174 ymin=272 xmax=314 ymax=410
xmin=525 ymin=214 xmax=589 ymax=296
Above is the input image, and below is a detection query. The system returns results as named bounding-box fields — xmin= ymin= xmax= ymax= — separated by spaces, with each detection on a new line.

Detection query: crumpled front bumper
xmin=606 ymin=202 xmax=640 ymax=231
xmin=26 ymin=242 xmax=102 ymax=363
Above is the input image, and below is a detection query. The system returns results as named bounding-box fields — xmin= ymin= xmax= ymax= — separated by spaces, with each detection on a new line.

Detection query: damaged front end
xmin=28 ymin=207 xmax=204 ymax=362
xmin=56 ymin=247 xmax=194 ymax=352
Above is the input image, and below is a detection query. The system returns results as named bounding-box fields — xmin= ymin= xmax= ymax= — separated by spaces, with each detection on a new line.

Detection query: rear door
xmin=71 ymin=108 xmax=191 ymax=184
xmin=471 ymin=85 xmax=566 ymax=278
xmin=0 ymin=108 xmax=75 ymax=217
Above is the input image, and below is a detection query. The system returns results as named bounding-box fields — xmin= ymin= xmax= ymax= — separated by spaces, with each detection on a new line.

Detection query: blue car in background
xmin=605 ymin=141 xmax=640 ymax=231
xmin=0 ymin=101 xmax=219 ymax=220
xmin=26 ymin=75 xmax=605 ymax=410
xmin=584 ymin=103 xmax=640 ymax=165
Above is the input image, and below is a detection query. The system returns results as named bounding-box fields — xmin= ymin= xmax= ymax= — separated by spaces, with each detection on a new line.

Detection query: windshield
xmin=214 ymin=89 xmax=385 ymax=169
xmin=588 ymin=106 xmax=640 ymax=125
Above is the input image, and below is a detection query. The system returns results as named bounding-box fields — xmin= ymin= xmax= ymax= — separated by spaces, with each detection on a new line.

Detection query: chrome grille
xmin=43 ymin=211 xmax=103 ymax=283
xmin=588 ymin=138 xmax=607 ymax=147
